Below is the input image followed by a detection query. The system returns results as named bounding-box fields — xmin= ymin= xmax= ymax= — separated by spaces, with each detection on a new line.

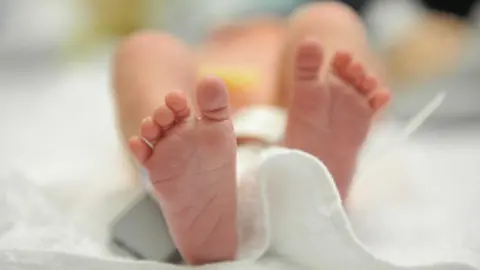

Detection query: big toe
xmin=289 ymin=39 xmax=325 ymax=112
xmin=294 ymin=38 xmax=324 ymax=81
xmin=196 ymin=76 xmax=231 ymax=121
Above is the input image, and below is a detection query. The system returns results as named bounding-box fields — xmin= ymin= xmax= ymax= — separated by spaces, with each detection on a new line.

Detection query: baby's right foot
xmin=129 ymin=77 xmax=237 ymax=264
xmin=284 ymin=39 xmax=390 ymax=198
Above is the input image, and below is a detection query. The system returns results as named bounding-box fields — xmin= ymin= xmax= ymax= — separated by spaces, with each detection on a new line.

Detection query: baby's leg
xmin=113 ymin=33 xmax=237 ymax=264
xmin=113 ymin=32 xmax=197 ymax=143
xmin=280 ymin=3 xmax=390 ymax=199
xmin=277 ymin=2 xmax=386 ymax=106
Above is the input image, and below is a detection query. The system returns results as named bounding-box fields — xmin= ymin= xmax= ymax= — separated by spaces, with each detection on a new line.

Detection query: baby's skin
xmin=128 ymin=39 xmax=390 ymax=264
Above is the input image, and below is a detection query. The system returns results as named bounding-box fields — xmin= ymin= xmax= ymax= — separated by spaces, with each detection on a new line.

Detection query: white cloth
xmin=0 ymin=149 xmax=476 ymax=270
xmin=1 ymin=98 xmax=479 ymax=270
xmin=233 ymin=105 xmax=287 ymax=178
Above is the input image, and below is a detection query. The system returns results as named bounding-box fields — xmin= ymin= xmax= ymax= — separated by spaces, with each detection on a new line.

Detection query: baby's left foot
xmin=284 ymin=39 xmax=390 ymax=198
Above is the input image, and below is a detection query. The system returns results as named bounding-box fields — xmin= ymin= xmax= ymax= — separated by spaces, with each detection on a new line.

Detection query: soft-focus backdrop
xmin=0 ymin=0 xmax=480 ymax=264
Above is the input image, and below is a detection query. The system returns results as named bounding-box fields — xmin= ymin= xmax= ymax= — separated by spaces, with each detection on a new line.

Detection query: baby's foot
xmin=129 ymin=77 xmax=237 ymax=265
xmin=284 ymin=39 xmax=390 ymax=199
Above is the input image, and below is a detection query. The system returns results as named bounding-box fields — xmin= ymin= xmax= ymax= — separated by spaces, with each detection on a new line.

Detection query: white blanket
xmin=0 ymin=148 xmax=477 ymax=270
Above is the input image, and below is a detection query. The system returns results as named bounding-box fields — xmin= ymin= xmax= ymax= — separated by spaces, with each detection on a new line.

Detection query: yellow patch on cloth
xmin=199 ymin=67 xmax=259 ymax=93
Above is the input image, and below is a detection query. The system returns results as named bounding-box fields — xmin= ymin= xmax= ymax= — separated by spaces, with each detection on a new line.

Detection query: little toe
xmin=369 ymin=90 xmax=391 ymax=111
xmin=165 ymin=91 xmax=191 ymax=120
xmin=196 ymin=76 xmax=231 ymax=121
xmin=140 ymin=117 xmax=162 ymax=142
xmin=129 ymin=136 xmax=153 ymax=164
xmin=153 ymin=105 xmax=176 ymax=129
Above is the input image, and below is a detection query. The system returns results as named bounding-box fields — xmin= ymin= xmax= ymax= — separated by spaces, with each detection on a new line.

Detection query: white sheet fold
xmin=1 ymin=148 xmax=476 ymax=269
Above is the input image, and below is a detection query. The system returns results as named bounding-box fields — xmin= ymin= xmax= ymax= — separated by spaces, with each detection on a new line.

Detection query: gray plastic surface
xmin=109 ymin=193 xmax=180 ymax=263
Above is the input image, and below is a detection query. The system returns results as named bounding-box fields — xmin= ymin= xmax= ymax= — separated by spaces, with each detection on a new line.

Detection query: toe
xmin=333 ymin=52 xmax=377 ymax=98
xmin=345 ymin=62 xmax=366 ymax=89
xmin=369 ymin=90 xmax=391 ymax=111
xmin=332 ymin=51 xmax=353 ymax=78
xmin=295 ymin=38 xmax=324 ymax=81
xmin=359 ymin=75 xmax=378 ymax=97
xmin=140 ymin=116 xmax=162 ymax=142
xmin=196 ymin=76 xmax=231 ymax=121
xmin=165 ymin=91 xmax=191 ymax=120
xmin=153 ymin=105 xmax=176 ymax=129
xmin=129 ymin=136 xmax=153 ymax=164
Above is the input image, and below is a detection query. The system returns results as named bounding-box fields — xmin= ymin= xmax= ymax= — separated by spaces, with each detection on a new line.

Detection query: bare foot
xmin=284 ymin=39 xmax=390 ymax=199
xmin=128 ymin=77 xmax=237 ymax=265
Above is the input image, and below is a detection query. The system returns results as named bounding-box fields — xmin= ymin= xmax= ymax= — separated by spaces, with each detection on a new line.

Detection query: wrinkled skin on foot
xmin=284 ymin=38 xmax=390 ymax=199
xmin=129 ymin=77 xmax=238 ymax=265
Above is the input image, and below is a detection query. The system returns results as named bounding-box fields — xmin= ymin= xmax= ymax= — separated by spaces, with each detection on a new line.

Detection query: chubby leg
xmin=113 ymin=32 xmax=237 ymax=264
xmin=113 ymin=31 xmax=197 ymax=143
xmin=280 ymin=3 xmax=390 ymax=199
xmin=278 ymin=2 xmax=386 ymax=105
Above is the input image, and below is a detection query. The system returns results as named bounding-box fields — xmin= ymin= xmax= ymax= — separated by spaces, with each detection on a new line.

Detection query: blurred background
xmin=0 ymin=0 xmax=480 ymax=265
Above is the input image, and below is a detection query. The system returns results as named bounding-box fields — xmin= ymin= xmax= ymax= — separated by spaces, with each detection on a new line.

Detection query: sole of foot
xmin=284 ymin=38 xmax=390 ymax=198
xmin=129 ymin=77 xmax=238 ymax=265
